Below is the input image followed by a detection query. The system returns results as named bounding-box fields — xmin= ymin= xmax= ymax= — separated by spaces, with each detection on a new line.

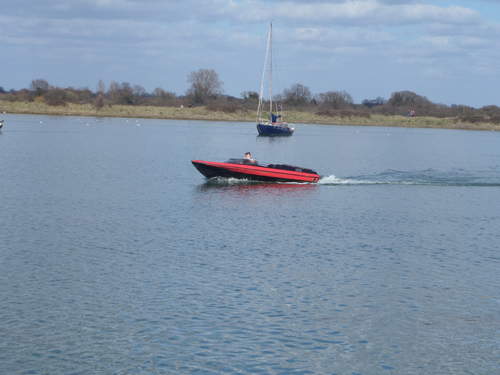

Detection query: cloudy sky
xmin=2 ymin=0 xmax=500 ymax=107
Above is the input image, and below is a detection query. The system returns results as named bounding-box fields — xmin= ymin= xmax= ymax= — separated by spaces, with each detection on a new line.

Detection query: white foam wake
xmin=205 ymin=177 xmax=264 ymax=185
xmin=319 ymin=169 xmax=500 ymax=186
xmin=318 ymin=175 xmax=375 ymax=185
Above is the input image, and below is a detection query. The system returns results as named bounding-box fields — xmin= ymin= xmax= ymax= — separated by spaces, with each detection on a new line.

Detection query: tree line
xmin=1 ymin=69 xmax=499 ymax=124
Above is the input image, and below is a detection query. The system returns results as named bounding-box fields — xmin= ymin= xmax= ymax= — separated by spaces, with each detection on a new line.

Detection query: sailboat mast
xmin=257 ymin=23 xmax=271 ymax=122
xmin=269 ymin=22 xmax=273 ymax=119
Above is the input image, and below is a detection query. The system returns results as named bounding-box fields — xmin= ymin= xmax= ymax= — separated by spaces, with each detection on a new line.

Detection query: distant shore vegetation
xmin=2 ymin=69 xmax=500 ymax=131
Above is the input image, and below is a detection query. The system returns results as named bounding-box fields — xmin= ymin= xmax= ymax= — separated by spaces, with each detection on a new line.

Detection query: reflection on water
xmin=196 ymin=178 xmax=317 ymax=197
xmin=256 ymin=135 xmax=292 ymax=142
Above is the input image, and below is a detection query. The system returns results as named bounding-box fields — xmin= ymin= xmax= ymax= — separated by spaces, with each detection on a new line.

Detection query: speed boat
xmin=192 ymin=158 xmax=320 ymax=183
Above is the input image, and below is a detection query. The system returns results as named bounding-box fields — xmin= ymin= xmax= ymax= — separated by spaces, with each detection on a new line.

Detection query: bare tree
xmin=388 ymin=91 xmax=431 ymax=107
xmin=108 ymin=81 xmax=120 ymax=103
xmin=187 ymin=69 xmax=223 ymax=104
xmin=107 ymin=81 xmax=134 ymax=105
xmin=152 ymin=88 xmax=177 ymax=106
xmin=94 ymin=80 xmax=106 ymax=110
xmin=386 ymin=91 xmax=437 ymax=116
xmin=317 ymin=91 xmax=353 ymax=109
xmin=44 ymin=88 xmax=68 ymax=106
xmin=133 ymin=84 xmax=146 ymax=97
xmin=94 ymin=94 xmax=105 ymax=110
xmin=282 ymin=83 xmax=312 ymax=106
xmin=153 ymin=88 xmax=165 ymax=97
xmin=30 ymin=79 xmax=50 ymax=95
xmin=97 ymin=80 xmax=106 ymax=95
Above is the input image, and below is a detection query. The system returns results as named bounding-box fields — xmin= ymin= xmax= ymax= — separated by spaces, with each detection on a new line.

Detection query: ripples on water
xmin=0 ymin=115 xmax=499 ymax=374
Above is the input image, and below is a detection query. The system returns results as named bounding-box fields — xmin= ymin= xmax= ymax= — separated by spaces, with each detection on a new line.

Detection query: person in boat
xmin=271 ymin=113 xmax=281 ymax=123
xmin=243 ymin=152 xmax=257 ymax=164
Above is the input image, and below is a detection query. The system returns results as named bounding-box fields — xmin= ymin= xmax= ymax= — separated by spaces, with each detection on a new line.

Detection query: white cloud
xmin=217 ymin=0 xmax=480 ymax=26
xmin=292 ymin=27 xmax=392 ymax=47
xmin=3 ymin=0 xmax=481 ymax=26
xmin=1 ymin=0 xmax=500 ymax=106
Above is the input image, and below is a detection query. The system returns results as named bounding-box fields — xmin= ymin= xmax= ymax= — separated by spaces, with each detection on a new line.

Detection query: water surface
xmin=0 ymin=114 xmax=499 ymax=374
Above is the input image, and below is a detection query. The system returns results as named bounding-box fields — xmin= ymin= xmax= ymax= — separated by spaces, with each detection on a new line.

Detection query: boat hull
xmin=257 ymin=123 xmax=294 ymax=136
xmin=192 ymin=160 xmax=319 ymax=183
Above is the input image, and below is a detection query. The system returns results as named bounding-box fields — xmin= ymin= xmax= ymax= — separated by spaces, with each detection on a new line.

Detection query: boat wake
xmin=204 ymin=177 xmax=260 ymax=185
xmin=319 ymin=168 xmax=500 ymax=187
xmin=199 ymin=169 xmax=500 ymax=187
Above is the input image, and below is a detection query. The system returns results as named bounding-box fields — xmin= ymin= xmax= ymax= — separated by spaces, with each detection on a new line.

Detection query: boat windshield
xmin=226 ymin=158 xmax=260 ymax=165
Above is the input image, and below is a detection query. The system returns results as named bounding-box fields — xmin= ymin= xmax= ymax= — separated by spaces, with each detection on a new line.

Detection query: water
xmin=0 ymin=114 xmax=499 ymax=374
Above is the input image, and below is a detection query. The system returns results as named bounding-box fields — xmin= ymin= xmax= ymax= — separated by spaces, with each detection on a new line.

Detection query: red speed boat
xmin=192 ymin=158 xmax=320 ymax=183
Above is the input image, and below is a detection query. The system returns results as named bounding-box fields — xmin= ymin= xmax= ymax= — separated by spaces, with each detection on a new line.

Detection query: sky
xmin=2 ymin=0 xmax=500 ymax=107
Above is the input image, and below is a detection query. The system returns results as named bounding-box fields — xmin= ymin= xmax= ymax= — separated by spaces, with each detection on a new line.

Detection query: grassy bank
xmin=2 ymin=100 xmax=500 ymax=131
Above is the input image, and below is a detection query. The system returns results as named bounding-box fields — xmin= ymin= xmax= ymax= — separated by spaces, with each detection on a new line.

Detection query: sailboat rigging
xmin=256 ymin=23 xmax=294 ymax=136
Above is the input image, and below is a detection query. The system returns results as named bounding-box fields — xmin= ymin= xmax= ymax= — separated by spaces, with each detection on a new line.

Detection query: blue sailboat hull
xmin=257 ymin=123 xmax=294 ymax=136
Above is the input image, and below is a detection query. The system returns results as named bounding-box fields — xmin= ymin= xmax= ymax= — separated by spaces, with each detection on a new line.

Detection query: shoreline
xmin=2 ymin=101 xmax=500 ymax=131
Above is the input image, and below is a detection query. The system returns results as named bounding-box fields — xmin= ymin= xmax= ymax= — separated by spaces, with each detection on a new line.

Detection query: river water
xmin=0 ymin=114 xmax=499 ymax=374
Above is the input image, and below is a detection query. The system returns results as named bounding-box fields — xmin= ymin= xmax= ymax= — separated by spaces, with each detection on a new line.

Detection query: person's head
xmin=244 ymin=152 xmax=252 ymax=159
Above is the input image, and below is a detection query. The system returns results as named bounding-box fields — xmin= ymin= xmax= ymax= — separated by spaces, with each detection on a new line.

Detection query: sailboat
xmin=256 ymin=23 xmax=294 ymax=136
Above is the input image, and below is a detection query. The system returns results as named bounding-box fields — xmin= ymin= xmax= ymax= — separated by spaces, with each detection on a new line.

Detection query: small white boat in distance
xmin=0 ymin=120 xmax=4 ymax=129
